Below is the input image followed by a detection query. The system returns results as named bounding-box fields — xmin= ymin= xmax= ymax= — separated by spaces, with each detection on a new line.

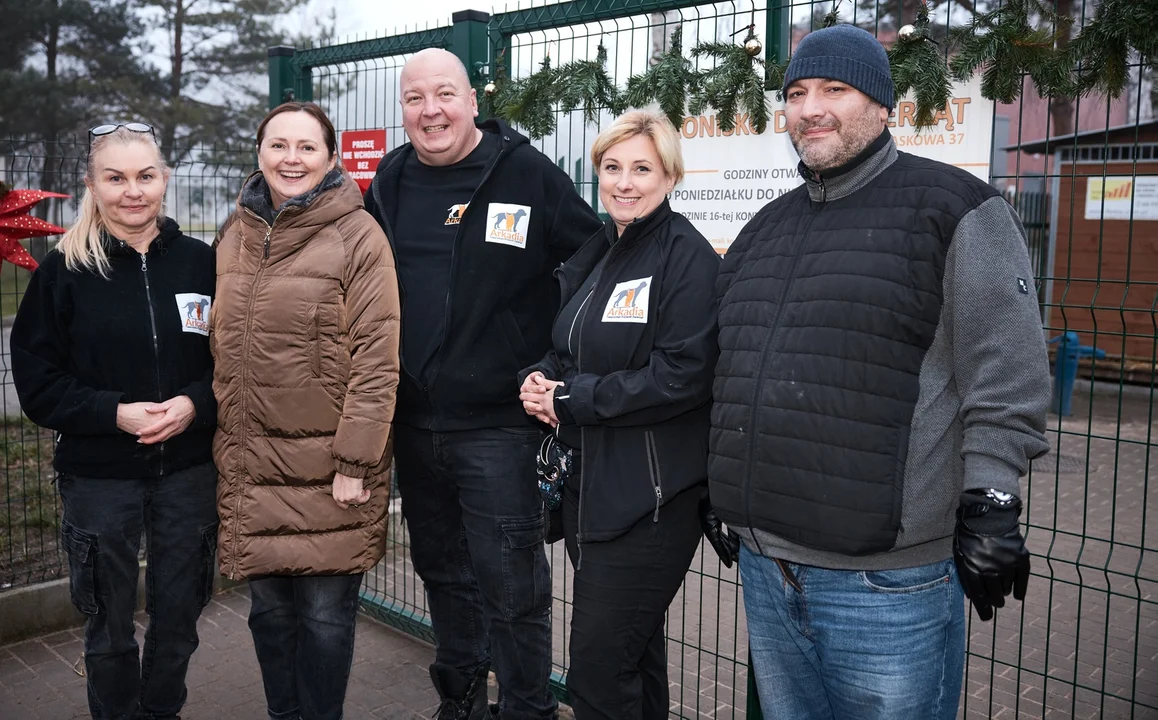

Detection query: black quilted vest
xmin=709 ymin=144 xmax=994 ymax=555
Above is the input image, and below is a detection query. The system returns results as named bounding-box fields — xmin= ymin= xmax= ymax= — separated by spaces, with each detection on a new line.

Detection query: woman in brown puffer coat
xmin=210 ymin=101 xmax=399 ymax=720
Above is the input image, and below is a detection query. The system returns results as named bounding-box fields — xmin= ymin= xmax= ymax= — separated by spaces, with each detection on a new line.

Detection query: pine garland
xmin=496 ymin=56 xmax=561 ymax=140
xmin=623 ymin=26 xmax=700 ymax=129
xmin=476 ymin=48 xmax=511 ymax=120
xmin=887 ymin=2 xmax=951 ymax=128
xmin=689 ymin=32 xmax=772 ymax=133
xmin=557 ymin=44 xmax=624 ymax=123
xmin=949 ymin=0 xmax=1069 ymax=104
xmin=1068 ymin=0 xmax=1158 ymax=98
xmin=483 ymin=1 xmax=1158 ymax=138
xmin=822 ymin=1 xmax=842 ymax=29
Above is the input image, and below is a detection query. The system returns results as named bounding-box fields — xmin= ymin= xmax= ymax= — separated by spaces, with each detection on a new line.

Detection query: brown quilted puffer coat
xmin=211 ymin=169 xmax=400 ymax=580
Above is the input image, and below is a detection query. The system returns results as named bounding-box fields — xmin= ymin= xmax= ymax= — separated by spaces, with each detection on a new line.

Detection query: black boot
xmin=430 ymin=662 xmax=490 ymax=720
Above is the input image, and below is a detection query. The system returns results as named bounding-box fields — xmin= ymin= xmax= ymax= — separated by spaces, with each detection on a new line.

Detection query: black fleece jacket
xmin=521 ymin=202 xmax=720 ymax=542
xmin=11 ymin=219 xmax=216 ymax=478
xmin=364 ymin=119 xmax=603 ymax=431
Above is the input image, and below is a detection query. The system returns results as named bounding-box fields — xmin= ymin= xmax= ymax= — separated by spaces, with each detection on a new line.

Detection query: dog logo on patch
xmin=445 ymin=203 xmax=468 ymax=226
xmin=602 ymin=277 xmax=652 ymax=323
xmin=175 ymin=293 xmax=211 ymax=336
xmin=484 ymin=203 xmax=531 ymax=248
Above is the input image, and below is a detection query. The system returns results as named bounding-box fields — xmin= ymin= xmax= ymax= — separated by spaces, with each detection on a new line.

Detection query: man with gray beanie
xmin=706 ymin=23 xmax=1051 ymax=719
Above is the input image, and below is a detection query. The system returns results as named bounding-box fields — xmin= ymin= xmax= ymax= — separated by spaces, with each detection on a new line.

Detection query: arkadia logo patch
xmin=484 ymin=203 xmax=531 ymax=248
xmin=445 ymin=203 xmax=468 ymax=226
xmin=175 ymin=293 xmax=211 ymax=336
xmin=602 ymin=277 xmax=652 ymax=323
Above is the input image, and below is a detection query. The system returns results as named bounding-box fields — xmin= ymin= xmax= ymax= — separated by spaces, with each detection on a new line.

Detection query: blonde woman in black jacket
xmin=11 ymin=124 xmax=217 ymax=720
xmin=519 ymin=110 xmax=719 ymax=720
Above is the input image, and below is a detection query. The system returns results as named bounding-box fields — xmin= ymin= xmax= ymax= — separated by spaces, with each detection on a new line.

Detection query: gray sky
xmin=328 ymin=0 xmax=503 ymax=39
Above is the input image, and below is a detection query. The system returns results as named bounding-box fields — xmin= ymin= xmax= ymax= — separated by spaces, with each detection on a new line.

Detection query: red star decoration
xmin=0 ymin=187 xmax=69 ymax=272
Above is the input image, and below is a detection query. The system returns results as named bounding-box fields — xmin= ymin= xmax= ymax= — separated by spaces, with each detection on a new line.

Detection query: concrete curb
xmin=0 ymin=571 xmax=141 ymax=645
xmin=0 ymin=564 xmax=245 ymax=645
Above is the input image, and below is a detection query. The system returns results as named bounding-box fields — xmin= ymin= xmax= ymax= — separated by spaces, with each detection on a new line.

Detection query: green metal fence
xmin=275 ymin=1 xmax=1157 ymax=717
xmin=0 ymin=0 xmax=1154 ymax=718
xmin=0 ymin=137 xmax=255 ymax=589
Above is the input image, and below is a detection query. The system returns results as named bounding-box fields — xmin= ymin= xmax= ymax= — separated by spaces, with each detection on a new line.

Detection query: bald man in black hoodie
xmin=364 ymin=48 xmax=602 ymax=720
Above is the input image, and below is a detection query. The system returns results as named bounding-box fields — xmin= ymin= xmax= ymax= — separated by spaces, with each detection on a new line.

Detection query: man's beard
xmin=790 ymin=113 xmax=882 ymax=173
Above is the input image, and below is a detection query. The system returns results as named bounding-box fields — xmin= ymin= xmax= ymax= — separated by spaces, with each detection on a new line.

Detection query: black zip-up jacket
xmin=365 ymin=119 xmax=603 ymax=430
xmin=11 ymin=218 xmax=216 ymax=478
xmin=520 ymin=202 xmax=720 ymax=542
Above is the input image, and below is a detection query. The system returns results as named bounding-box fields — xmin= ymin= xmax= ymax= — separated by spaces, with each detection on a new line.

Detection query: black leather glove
xmin=699 ymin=491 xmax=740 ymax=568
xmin=953 ymin=490 xmax=1030 ymax=621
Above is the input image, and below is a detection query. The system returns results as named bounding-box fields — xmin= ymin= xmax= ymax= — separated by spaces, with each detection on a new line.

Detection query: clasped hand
xmin=520 ymin=371 xmax=564 ymax=427
xmin=116 ymin=396 xmax=195 ymax=445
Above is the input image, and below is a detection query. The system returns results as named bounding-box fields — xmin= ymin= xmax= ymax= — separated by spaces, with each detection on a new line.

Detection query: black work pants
xmin=561 ymin=473 xmax=701 ymax=720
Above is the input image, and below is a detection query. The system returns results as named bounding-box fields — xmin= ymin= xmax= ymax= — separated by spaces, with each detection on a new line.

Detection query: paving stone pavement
xmin=0 ymin=587 xmax=450 ymax=719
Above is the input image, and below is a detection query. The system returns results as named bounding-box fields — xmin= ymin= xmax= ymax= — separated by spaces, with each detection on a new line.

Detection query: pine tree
xmin=132 ymin=0 xmax=314 ymax=162
xmin=0 ymin=0 xmax=150 ymax=212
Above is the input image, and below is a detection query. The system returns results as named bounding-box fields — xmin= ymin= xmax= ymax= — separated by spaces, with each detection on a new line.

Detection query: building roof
xmin=1003 ymin=120 xmax=1158 ymax=153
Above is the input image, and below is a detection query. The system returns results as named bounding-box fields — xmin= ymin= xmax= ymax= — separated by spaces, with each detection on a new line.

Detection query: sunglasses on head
xmin=88 ymin=122 xmax=156 ymax=142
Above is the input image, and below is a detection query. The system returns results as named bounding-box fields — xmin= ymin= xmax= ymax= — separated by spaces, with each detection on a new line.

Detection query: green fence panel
xmin=1 ymin=2 xmax=1154 ymax=720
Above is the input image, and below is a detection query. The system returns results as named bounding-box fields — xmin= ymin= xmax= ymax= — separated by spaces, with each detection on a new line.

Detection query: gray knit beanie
xmin=783 ymin=25 xmax=895 ymax=109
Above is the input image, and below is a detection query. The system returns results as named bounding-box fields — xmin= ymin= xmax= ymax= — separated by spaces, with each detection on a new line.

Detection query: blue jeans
xmin=247 ymin=574 xmax=364 ymax=720
xmin=739 ymin=546 xmax=965 ymax=720
xmin=394 ymin=425 xmax=555 ymax=720
xmin=57 ymin=462 xmax=219 ymax=720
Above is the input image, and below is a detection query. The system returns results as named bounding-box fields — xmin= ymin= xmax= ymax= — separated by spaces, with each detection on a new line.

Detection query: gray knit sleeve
xmin=947 ymin=196 xmax=1051 ymax=496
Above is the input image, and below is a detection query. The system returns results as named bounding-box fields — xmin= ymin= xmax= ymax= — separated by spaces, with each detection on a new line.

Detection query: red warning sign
xmin=340 ymin=129 xmax=387 ymax=193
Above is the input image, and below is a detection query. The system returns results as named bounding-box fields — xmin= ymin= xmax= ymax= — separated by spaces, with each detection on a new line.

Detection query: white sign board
xmin=1084 ymin=176 xmax=1158 ymax=221
xmin=669 ymin=77 xmax=995 ymax=253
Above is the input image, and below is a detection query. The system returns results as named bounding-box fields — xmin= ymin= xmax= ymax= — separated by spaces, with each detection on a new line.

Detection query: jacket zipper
xmin=369 ymin=174 xmax=425 ymax=393
xmin=741 ymin=196 xmax=824 ymax=537
xmin=572 ymin=239 xmax=624 ymax=567
xmin=573 ymin=287 xmax=594 ymax=571
xmin=573 ymin=270 xmax=605 ymax=571
xmin=567 ymin=289 xmax=595 ymax=356
xmin=645 ymin=430 xmax=663 ymax=522
xmin=231 ymin=208 xmax=277 ymax=579
xmin=140 ymin=253 xmax=165 ymax=475
xmin=424 ymin=138 xmax=509 ymax=401
xmin=310 ymin=305 xmax=322 ymax=377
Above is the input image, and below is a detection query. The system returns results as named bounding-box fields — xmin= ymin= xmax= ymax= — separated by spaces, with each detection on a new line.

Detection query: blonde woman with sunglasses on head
xmin=11 ymin=123 xmax=218 ymax=720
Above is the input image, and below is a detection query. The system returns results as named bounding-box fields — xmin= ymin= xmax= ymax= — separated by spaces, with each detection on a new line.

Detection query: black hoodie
xmin=364 ymin=119 xmax=603 ymax=431
xmin=11 ymin=218 xmax=216 ymax=478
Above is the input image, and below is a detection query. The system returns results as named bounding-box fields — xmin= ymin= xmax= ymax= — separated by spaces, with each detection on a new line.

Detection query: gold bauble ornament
xmin=744 ymin=36 xmax=762 ymax=57
xmin=898 ymin=24 xmax=916 ymax=39
xmin=484 ymin=82 xmax=496 ymax=95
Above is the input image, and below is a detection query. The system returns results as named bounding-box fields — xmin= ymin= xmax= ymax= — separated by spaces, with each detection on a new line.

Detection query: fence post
xmin=268 ymin=46 xmax=297 ymax=109
xmin=748 ymin=3 xmax=786 ymax=706
xmin=268 ymin=45 xmax=313 ymax=108
xmin=451 ymin=10 xmax=492 ymax=89
xmin=765 ymin=0 xmax=791 ymax=67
